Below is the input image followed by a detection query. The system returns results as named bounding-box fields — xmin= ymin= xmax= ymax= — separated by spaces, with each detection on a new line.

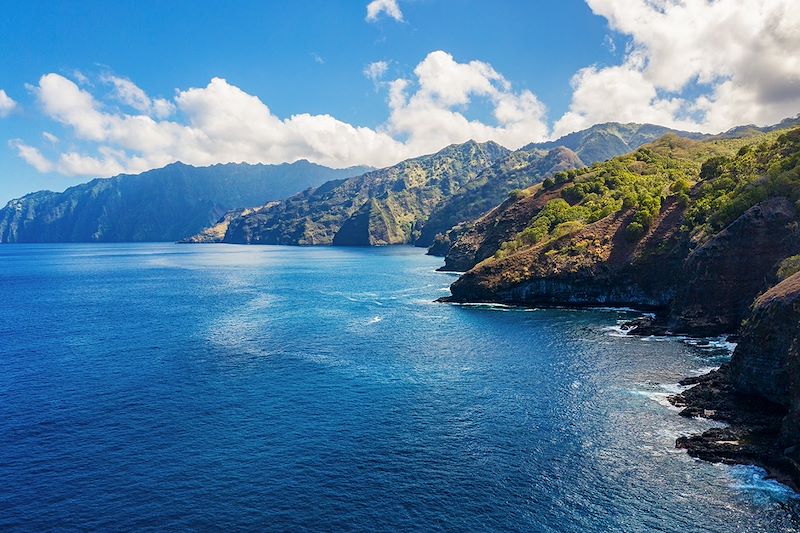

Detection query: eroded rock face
xmin=731 ymin=273 xmax=800 ymax=471
xmin=672 ymin=273 xmax=800 ymax=490
xmin=668 ymin=197 xmax=800 ymax=336
xmin=731 ymin=272 xmax=800 ymax=412
xmin=446 ymin=198 xmax=688 ymax=312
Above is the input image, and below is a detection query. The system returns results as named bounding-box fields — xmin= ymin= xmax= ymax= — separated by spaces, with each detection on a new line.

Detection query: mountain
xmin=440 ymin=126 xmax=800 ymax=487
xmin=443 ymin=128 xmax=800 ymax=332
xmin=424 ymin=123 xmax=715 ymax=257
xmin=216 ymin=122 xmax=711 ymax=250
xmin=0 ymin=160 xmax=369 ymax=243
xmin=221 ymin=140 xmax=510 ymax=245
xmin=415 ymin=146 xmax=583 ymax=248
xmin=522 ymin=122 xmax=708 ymax=164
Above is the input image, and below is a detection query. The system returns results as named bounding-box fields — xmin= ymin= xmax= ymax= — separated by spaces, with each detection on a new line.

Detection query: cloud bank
xmin=555 ymin=0 xmax=800 ymax=136
xmin=14 ymin=51 xmax=548 ymax=176
xmin=9 ymin=0 xmax=800 ymax=178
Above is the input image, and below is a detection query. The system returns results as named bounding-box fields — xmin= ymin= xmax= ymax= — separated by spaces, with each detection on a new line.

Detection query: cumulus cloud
xmin=17 ymin=52 xmax=548 ymax=177
xmin=386 ymin=51 xmax=548 ymax=153
xmin=364 ymin=60 xmax=389 ymax=87
xmin=554 ymin=0 xmax=800 ymax=136
xmin=10 ymin=140 xmax=54 ymax=173
xmin=14 ymin=0 xmax=800 ymax=180
xmin=0 ymin=89 xmax=17 ymax=117
xmin=366 ymin=0 xmax=403 ymax=22
xmin=101 ymin=74 xmax=175 ymax=118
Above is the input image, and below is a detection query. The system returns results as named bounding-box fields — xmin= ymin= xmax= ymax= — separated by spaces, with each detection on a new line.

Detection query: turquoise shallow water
xmin=0 ymin=243 xmax=798 ymax=532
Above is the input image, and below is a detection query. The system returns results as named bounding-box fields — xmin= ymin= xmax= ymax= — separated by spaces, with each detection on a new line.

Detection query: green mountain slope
xmin=444 ymin=127 xmax=800 ymax=335
xmin=0 ymin=160 xmax=369 ymax=243
xmin=222 ymin=140 xmax=510 ymax=245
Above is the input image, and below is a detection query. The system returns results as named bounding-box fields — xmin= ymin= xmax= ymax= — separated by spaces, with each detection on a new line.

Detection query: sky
xmin=0 ymin=0 xmax=799 ymax=203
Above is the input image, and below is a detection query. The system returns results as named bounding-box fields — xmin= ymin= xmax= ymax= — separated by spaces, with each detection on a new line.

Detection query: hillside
xmin=416 ymin=146 xmax=583 ymax=248
xmin=221 ymin=141 xmax=510 ymax=245
xmin=444 ymin=128 xmax=800 ymax=334
xmin=0 ymin=161 xmax=369 ymax=243
xmin=211 ymin=122 xmax=714 ymax=249
xmin=523 ymin=122 xmax=708 ymax=164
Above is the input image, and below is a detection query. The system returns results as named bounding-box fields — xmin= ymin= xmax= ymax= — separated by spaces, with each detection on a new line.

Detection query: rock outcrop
xmin=671 ymin=273 xmax=800 ymax=489
xmin=668 ymin=197 xmax=800 ymax=335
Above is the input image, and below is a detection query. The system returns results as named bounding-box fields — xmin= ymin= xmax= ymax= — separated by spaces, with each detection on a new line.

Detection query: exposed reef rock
xmin=670 ymin=274 xmax=800 ymax=489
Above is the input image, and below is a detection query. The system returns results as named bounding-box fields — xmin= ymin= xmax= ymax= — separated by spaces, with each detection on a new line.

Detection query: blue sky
xmin=0 ymin=0 xmax=798 ymax=203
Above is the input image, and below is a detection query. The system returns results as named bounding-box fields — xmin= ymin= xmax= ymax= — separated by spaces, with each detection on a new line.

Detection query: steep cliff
xmin=671 ymin=273 xmax=800 ymax=489
xmin=222 ymin=141 xmax=510 ymax=245
xmin=0 ymin=161 xmax=369 ymax=243
xmin=668 ymin=197 xmax=800 ymax=335
xmin=443 ymin=127 xmax=800 ymax=335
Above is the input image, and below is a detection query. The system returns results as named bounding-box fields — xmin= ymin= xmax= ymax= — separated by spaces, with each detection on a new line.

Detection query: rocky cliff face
xmin=448 ymin=197 xmax=687 ymax=310
xmin=442 ymin=128 xmax=800 ymax=337
xmin=670 ymin=273 xmax=800 ymax=489
xmin=0 ymin=161 xmax=368 ymax=243
xmin=668 ymin=197 xmax=800 ymax=335
xmin=222 ymin=141 xmax=510 ymax=246
xmin=730 ymin=273 xmax=800 ymax=408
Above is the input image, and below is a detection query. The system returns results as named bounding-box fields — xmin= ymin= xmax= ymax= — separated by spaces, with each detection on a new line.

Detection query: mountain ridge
xmin=0 ymin=160 xmax=370 ymax=243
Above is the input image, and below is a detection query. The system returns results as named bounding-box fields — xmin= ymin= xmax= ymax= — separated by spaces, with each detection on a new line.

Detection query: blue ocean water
xmin=0 ymin=243 xmax=798 ymax=532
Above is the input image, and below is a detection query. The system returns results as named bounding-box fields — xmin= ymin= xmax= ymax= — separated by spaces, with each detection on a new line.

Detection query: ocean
xmin=0 ymin=243 xmax=797 ymax=531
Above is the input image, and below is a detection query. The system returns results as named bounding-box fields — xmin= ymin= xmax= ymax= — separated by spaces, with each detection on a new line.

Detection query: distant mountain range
xmin=214 ymin=122 xmax=713 ymax=247
xmin=0 ymin=161 xmax=370 ymax=243
xmin=5 ymin=118 xmax=799 ymax=245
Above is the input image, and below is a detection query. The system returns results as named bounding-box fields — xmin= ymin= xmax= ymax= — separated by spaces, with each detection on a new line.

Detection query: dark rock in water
xmin=669 ymin=364 xmax=794 ymax=488
xmin=672 ymin=271 xmax=800 ymax=491
xmin=622 ymin=316 xmax=669 ymax=336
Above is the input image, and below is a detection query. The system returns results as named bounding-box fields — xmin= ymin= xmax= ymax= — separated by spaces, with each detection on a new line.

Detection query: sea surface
xmin=1 ymin=243 xmax=798 ymax=532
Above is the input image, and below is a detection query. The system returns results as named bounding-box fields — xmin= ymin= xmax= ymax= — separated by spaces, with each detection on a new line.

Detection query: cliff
xmin=0 ymin=161 xmax=369 ymax=243
xmin=443 ymin=128 xmax=800 ymax=335
xmin=222 ymin=140 xmax=510 ymax=245
xmin=671 ymin=273 xmax=800 ymax=489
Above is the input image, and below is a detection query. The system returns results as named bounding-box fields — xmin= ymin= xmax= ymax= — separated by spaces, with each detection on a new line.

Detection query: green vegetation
xmin=685 ymin=129 xmax=800 ymax=237
xmin=496 ymin=144 xmax=699 ymax=258
xmin=778 ymin=255 xmax=800 ymax=280
xmin=493 ymin=128 xmax=800 ymax=261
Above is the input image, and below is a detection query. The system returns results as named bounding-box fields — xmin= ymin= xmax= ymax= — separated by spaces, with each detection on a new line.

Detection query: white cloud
xmin=101 ymin=74 xmax=175 ymax=118
xmin=18 ymin=52 xmax=549 ymax=177
xmin=366 ymin=0 xmax=403 ymax=22
xmin=364 ymin=61 xmax=389 ymax=87
xmin=42 ymin=131 xmax=59 ymax=144
xmin=0 ymin=89 xmax=17 ymax=117
xmin=9 ymin=140 xmax=54 ymax=173
xmin=386 ymin=51 xmax=548 ymax=153
xmin=16 ymin=0 xmax=800 ymax=181
xmin=554 ymin=0 xmax=800 ymax=136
